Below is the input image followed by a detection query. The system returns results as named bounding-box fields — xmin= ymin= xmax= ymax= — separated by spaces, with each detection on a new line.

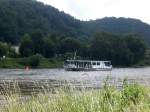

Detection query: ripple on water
xmin=0 ymin=68 xmax=149 ymax=94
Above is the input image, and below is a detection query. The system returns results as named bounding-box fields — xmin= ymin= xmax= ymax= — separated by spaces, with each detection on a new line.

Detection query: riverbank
xmin=1 ymin=83 xmax=150 ymax=112
xmin=0 ymin=58 xmax=63 ymax=69
xmin=0 ymin=57 xmax=150 ymax=69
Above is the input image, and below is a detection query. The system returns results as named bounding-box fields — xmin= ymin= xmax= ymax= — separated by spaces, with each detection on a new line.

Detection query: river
xmin=0 ymin=67 xmax=150 ymax=94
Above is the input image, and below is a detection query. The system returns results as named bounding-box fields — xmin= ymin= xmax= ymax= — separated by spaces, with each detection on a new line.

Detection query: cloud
xmin=37 ymin=0 xmax=150 ymax=24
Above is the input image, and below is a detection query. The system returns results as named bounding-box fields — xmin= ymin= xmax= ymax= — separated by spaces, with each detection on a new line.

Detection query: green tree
xmin=19 ymin=34 xmax=33 ymax=57
xmin=19 ymin=54 xmax=42 ymax=68
xmin=31 ymin=31 xmax=45 ymax=55
xmin=59 ymin=37 xmax=82 ymax=54
xmin=0 ymin=42 xmax=8 ymax=57
xmin=124 ymin=34 xmax=147 ymax=63
xmin=90 ymin=32 xmax=147 ymax=66
xmin=91 ymin=32 xmax=116 ymax=60
xmin=43 ymin=37 xmax=55 ymax=58
xmin=28 ymin=54 xmax=42 ymax=67
xmin=78 ymin=41 xmax=91 ymax=59
xmin=112 ymin=38 xmax=134 ymax=66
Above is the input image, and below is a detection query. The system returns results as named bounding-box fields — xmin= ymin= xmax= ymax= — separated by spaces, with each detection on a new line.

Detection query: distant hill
xmin=1 ymin=0 xmax=150 ymax=44
xmin=83 ymin=17 xmax=150 ymax=42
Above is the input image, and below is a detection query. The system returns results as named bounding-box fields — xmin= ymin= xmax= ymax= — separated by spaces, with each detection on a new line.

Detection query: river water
xmin=0 ymin=67 xmax=150 ymax=94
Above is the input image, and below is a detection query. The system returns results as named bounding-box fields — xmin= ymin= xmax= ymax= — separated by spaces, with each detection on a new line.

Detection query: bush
xmin=19 ymin=54 xmax=42 ymax=68
xmin=29 ymin=54 xmax=42 ymax=67
xmin=0 ymin=42 xmax=9 ymax=57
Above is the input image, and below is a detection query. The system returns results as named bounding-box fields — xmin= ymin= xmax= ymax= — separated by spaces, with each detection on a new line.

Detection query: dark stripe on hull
xmin=65 ymin=68 xmax=112 ymax=71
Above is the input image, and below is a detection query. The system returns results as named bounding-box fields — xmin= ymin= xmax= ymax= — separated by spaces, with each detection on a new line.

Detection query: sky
xmin=37 ymin=0 xmax=150 ymax=24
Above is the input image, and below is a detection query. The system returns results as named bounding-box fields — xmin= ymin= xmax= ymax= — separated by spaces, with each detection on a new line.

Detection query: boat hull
xmin=65 ymin=67 xmax=112 ymax=71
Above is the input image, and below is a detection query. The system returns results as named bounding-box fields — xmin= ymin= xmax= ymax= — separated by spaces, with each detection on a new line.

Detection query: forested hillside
xmin=1 ymin=0 xmax=150 ymax=44
xmin=83 ymin=17 xmax=150 ymax=43
xmin=0 ymin=0 xmax=82 ymax=44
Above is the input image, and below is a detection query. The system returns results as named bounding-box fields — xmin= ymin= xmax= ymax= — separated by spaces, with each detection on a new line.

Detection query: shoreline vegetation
xmin=0 ymin=57 xmax=63 ymax=69
xmin=0 ymin=82 xmax=150 ymax=112
xmin=0 ymin=32 xmax=149 ymax=69
xmin=0 ymin=57 xmax=149 ymax=69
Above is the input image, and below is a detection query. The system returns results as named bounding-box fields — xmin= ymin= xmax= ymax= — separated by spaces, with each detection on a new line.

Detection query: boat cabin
xmin=64 ymin=60 xmax=112 ymax=71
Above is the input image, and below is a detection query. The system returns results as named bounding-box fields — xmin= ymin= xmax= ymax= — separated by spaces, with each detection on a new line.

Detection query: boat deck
xmin=64 ymin=60 xmax=112 ymax=71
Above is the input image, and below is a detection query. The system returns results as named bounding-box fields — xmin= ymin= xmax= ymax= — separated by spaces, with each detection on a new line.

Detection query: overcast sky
xmin=37 ymin=0 xmax=150 ymax=24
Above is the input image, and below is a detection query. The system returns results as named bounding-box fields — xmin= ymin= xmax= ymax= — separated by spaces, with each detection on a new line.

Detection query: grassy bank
xmin=0 ymin=58 xmax=63 ymax=69
xmin=1 ymin=83 xmax=150 ymax=112
xmin=0 ymin=57 xmax=150 ymax=69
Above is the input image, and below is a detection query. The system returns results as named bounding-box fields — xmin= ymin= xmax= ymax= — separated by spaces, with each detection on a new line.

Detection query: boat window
xmin=97 ymin=62 xmax=100 ymax=65
xmin=92 ymin=62 xmax=96 ymax=65
xmin=71 ymin=61 xmax=74 ymax=64
xmin=65 ymin=61 xmax=69 ymax=64
xmin=104 ymin=62 xmax=111 ymax=66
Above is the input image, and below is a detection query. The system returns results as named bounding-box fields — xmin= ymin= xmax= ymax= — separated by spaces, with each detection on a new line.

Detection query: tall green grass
xmin=0 ymin=58 xmax=63 ymax=68
xmin=1 ymin=82 xmax=150 ymax=112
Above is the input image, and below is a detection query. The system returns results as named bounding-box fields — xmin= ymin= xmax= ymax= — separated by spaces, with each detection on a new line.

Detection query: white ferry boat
xmin=64 ymin=60 xmax=112 ymax=71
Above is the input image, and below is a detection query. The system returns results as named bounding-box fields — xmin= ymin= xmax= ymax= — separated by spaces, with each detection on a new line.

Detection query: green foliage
xmin=0 ymin=42 xmax=18 ymax=58
xmin=124 ymin=34 xmax=147 ymax=63
xmin=0 ymin=57 xmax=63 ymax=68
xmin=28 ymin=54 xmax=42 ymax=67
xmin=59 ymin=37 xmax=82 ymax=54
xmin=19 ymin=54 xmax=42 ymax=68
xmin=0 ymin=42 xmax=8 ymax=57
xmin=0 ymin=58 xmax=23 ymax=68
xmin=91 ymin=32 xmax=147 ymax=66
xmin=31 ymin=31 xmax=45 ymax=55
xmin=18 ymin=32 xmax=148 ymax=66
xmin=42 ymin=35 xmax=56 ymax=58
xmin=0 ymin=0 xmax=149 ymax=67
xmin=1 ymin=0 xmax=150 ymax=45
xmin=8 ymin=47 xmax=18 ymax=58
xmin=0 ymin=0 xmax=81 ymax=44
xmin=2 ymin=83 xmax=150 ymax=112
xmin=83 ymin=17 xmax=150 ymax=44
xmin=122 ymin=83 xmax=147 ymax=106
xmin=19 ymin=34 xmax=33 ymax=57
xmin=19 ymin=33 xmax=59 ymax=58
xmin=63 ymin=52 xmax=80 ymax=60
xmin=0 ymin=30 xmax=146 ymax=67
xmin=91 ymin=32 xmax=117 ymax=60
xmin=39 ymin=58 xmax=63 ymax=68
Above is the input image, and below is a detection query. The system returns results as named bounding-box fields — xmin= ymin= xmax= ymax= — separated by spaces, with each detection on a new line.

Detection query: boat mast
xmin=73 ymin=51 xmax=77 ymax=60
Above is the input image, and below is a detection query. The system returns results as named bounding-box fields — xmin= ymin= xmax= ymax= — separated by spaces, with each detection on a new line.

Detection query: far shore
xmin=0 ymin=57 xmax=149 ymax=69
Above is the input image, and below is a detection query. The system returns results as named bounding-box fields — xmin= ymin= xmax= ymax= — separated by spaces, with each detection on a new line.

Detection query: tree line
xmin=18 ymin=32 xmax=147 ymax=66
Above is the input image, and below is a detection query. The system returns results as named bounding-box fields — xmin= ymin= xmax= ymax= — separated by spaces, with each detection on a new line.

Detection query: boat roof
xmin=66 ymin=60 xmax=111 ymax=62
